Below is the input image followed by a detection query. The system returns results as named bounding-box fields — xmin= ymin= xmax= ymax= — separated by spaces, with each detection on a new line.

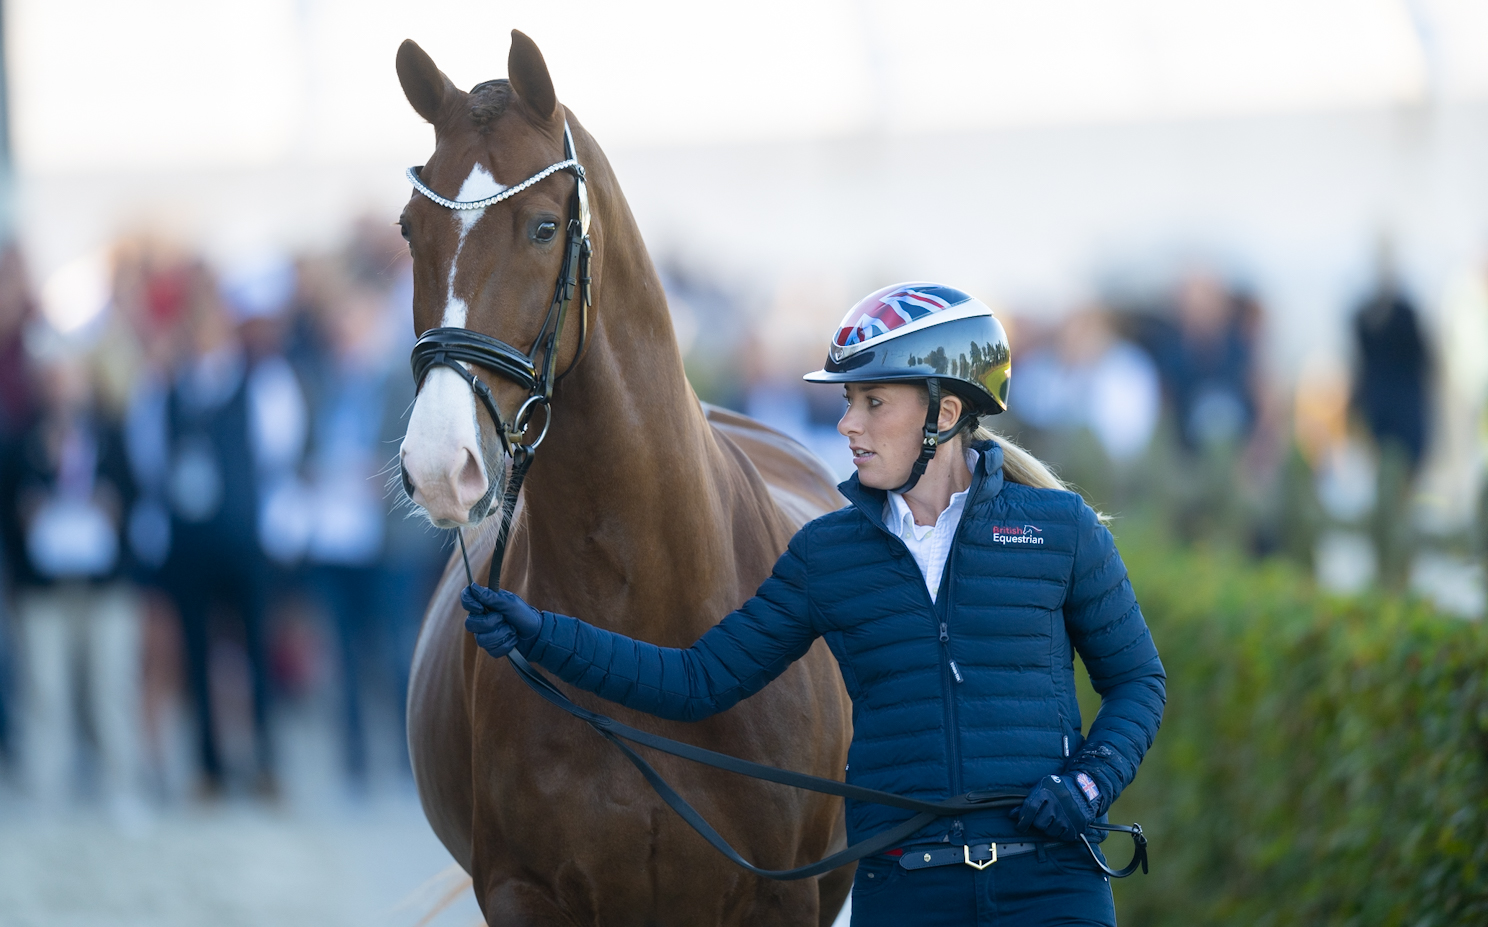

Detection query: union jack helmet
xmin=802 ymin=282 xmax=1011 ymax=414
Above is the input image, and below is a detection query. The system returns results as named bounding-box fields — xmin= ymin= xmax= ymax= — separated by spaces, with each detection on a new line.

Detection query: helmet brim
xmin=801 ymin=314 xmax=1010 ymax=414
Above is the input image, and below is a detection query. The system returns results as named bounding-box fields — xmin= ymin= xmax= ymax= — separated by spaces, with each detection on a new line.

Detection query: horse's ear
xmin=397 ymin=39 xmax=456 ymax=125
xmin=508 ymin=30 xmax=557 ymax=120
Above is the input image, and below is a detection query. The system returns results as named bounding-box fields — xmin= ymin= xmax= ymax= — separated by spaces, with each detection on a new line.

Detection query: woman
xmin=463 ymin=283 xmax=1165 ymax=926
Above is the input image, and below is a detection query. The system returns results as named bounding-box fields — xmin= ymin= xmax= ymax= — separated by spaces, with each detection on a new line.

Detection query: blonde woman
xmin=465 ymin=283 xmax=1165 ymax=926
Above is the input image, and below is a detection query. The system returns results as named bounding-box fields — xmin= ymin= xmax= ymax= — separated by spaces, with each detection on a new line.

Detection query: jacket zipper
xmin=852 ymin=463 xmax=987 ymax=806
xmin=938 ymin=625 xmax=962 ymax=795
xmin=939 ymin=541 xmax=964 ymax=797
xmin=881 ymin=534 xmax=966 ymax=803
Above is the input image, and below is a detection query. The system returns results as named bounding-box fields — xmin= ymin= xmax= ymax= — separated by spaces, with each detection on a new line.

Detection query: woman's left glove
xmin=462 ymin=584 xmax=543 ymax=659
xmin=1010 ymin=773 xmax=1098 ymax=841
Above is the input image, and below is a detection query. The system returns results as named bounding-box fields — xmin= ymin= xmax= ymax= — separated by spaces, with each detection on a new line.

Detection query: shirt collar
xmin=884 ymin=447 xmax=981 ymax=540
xmin=839 ymin=440 xmax=1003 ymax=530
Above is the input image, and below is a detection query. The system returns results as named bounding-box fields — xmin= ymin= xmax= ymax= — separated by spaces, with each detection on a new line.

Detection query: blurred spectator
xmin=1352 ymin=259 xmax=1430 ymax=470
xmin=0 ymin=244 xmax=37 ymax=770
xmin=0 ymin=246 xmax=38 ymax=436
xmin=139 ymin=261 xmax=305 ymax=798
xmin=1015 ymin=305 xmax=1161 ymax=465
xmin=295 ymin=220 xmax=439 ymax=785
xmin=1146 ymin=272 xmax=1260 ymax=453
xmin=1129 ymin=272 xmax=1265 ymax=543
xmin=0 ymin=351 xmax=140 ymax=810
xmin=114 ymin=240 xmax=198 ymax=799
xmin=298 ymin=265 xmax=403 ymax=786
xmin=1351 ymin=245 xmax=1431 ymax=589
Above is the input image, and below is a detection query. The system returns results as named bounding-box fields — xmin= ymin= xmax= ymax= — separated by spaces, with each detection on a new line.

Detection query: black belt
xmin=895 ymin=841 xmax=1040 ymax=871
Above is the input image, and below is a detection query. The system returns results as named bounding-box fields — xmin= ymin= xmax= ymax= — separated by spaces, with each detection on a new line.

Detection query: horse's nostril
xmin=401 ymin=463 xmax=417 ymax=501
xmin=456 ymin=448 xmax=487 ymax=504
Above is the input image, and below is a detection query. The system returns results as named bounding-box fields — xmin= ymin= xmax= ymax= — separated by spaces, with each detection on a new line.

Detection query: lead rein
xmin=450 ymin=462 xmax=1149 ymax=881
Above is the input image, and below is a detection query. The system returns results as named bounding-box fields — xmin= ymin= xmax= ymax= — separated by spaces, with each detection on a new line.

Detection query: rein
xmin=451 ymin=483 xmax=1148 ymax=881
xmin=408 ymin=121 xmax=1148 ymax=882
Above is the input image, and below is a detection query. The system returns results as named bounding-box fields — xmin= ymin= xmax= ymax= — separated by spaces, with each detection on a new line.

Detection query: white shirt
xmin=884 ymin=448 xmax=980 ymax=602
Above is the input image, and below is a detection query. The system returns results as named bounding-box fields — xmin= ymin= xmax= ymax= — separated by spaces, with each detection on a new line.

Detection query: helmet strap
xmin=890 ymin=379 xmax=981 ymax=495
xmin=892 ymin=378 xmax=944 ymax=494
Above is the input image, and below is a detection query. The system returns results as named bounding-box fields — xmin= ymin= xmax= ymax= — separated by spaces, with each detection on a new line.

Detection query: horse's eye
xmin=398 ymin=216 xmax=412 ymax=242
xmin=533 ymin=220 xmax=558 ymax=243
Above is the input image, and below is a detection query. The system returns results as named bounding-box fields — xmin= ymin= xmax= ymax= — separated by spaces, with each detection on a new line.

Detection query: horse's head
xmin=396 ymin=31 xmax=593 ymax=527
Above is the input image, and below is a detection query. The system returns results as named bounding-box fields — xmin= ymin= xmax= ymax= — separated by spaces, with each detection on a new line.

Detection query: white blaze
xmin=404 ymin=161 xmax=508 ymax=524
xmin=441 ymin=163 xmax=506 ymax=328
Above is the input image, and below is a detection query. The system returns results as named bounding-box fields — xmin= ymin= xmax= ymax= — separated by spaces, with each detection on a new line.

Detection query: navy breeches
xmin=849 ymin=843 xmax=1116 ymax=927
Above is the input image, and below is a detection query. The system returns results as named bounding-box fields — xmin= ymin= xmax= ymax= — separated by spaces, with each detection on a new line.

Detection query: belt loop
xmin=1035 ymin=843 xmax=1047 ymax=862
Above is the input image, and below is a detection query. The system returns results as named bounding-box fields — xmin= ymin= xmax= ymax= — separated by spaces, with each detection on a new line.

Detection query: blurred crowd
xmin=700 ymin=245 xmax=1480 ymax=613
xmin=0 ymin=220 xmax=1482 ymax=818
xmin=0 ymin=220 xmax=447 ymax=816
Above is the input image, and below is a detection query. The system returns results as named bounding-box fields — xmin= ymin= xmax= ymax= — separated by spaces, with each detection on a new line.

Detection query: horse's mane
xmin=468 ymin=80 xmax=513 ymax=132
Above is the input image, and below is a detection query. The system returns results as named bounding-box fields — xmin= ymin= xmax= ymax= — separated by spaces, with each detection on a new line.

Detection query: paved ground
xmin=0 ymin=794 xmax=851 ymax=926
xmin=0 ymin=795 xmax=485 ymax=927
xmin=0 ymin=660 xmax=852 ymax=926
xmin=0 ymin=678 xmax=483 ymax=927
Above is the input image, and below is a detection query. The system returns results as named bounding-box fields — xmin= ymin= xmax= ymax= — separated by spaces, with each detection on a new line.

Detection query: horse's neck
xmin=514 ymin=175 xmax=773 ymax=640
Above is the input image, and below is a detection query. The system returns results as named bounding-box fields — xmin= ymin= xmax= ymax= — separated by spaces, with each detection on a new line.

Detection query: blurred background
xmin=2 ymin=1 xmax=1488 ymax=925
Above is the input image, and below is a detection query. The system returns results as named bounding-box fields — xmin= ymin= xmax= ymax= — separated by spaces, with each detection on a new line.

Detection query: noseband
xmin=407 ymin=121 xmax=593 ymax=468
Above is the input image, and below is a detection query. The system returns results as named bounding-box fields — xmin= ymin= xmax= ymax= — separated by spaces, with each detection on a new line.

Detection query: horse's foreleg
xmin=814 ymin=804 xmax=853 ymax=927
xmin=816 ymin=869 xmax=853 ymax=927
xmin=408 ymin=565 xmax=477 ymax=871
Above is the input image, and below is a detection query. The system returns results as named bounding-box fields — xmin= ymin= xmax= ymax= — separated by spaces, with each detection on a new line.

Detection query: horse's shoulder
xmin=701 ymin=402 xmax=845 ymax=527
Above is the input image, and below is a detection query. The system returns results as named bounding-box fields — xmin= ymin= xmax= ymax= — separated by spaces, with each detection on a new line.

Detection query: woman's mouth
xmin=851 ymin=446 xmax=875 ymax=464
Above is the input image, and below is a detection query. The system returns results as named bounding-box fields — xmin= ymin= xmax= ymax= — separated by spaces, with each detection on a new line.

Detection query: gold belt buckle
xmin=963 ymin=843 xmax=997 ymax=870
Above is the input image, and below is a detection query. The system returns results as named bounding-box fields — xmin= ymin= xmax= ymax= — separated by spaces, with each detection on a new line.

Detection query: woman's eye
xmin=533 ymin=220 xmax=558 ymax=243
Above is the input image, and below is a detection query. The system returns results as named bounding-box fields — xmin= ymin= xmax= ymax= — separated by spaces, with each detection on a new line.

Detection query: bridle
xmin=405 ymin=120 xmax=593 ymax=516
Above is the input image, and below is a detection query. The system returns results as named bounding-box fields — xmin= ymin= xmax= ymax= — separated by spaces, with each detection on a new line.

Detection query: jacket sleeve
xmin=1062 ymin=500 xmax=1166 ymax=813
xmin=521 ymin=528 xmax=818 ymax=722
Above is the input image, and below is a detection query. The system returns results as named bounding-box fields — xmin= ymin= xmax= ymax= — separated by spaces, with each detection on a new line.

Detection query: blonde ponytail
xmin=968 ymin=424 xmax=1111 ymax=524
xmin=968 ymin=425 xmax=1063 ymax=490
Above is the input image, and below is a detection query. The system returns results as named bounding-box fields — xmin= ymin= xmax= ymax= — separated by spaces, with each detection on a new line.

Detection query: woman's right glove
xmin=462 ymin=584 xmax=543 ymax=659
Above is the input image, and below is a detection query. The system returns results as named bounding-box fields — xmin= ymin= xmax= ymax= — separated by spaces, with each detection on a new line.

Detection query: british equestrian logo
xmin=991 ymin=524 xmax=1044 ymax=545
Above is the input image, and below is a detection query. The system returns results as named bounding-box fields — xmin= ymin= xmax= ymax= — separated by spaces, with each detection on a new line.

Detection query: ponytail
xmin=967 ymin=424 xmax=1111 ymax=524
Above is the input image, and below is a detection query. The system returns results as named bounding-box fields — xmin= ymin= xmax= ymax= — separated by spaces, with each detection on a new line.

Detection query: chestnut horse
xmin=395 ymin=31 xmax=853 ymax=926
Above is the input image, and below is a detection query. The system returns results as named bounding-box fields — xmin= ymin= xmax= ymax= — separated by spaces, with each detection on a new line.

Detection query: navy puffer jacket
xmin=524 ymin=442 xmax=1166 ymax=845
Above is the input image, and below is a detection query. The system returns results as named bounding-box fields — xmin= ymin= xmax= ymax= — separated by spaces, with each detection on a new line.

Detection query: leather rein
xmin=405 ymin=123 xmax=1148 ymax=882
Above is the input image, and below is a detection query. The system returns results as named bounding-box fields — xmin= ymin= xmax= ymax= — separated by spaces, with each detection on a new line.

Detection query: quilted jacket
xmin=523 ymin=441 xmax=1166 ymax=845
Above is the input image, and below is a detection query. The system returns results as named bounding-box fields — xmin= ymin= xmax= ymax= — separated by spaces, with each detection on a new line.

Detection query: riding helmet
xmin=802 ymin=282 xmax=1011 ymax=415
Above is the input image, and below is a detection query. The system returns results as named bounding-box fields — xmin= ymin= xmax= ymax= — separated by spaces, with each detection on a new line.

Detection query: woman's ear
xmin=937 ymin=393 xmax=964 ymax=434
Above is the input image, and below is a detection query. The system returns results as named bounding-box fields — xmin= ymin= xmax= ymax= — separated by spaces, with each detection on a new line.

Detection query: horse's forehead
xmin=427 ymin=115 xmax=551 ymax=183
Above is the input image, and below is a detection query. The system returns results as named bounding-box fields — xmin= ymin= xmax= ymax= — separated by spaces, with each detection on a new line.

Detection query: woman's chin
xmin=853 ymin=464 xmax=897 ymax=491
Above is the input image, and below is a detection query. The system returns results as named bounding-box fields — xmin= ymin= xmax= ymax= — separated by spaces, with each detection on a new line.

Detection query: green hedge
xmin=1082 ymin=533 xmax=1488 ymax=926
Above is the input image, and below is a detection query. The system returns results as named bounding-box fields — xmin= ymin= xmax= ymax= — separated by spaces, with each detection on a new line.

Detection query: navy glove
xmin=1010 ymin=773 xmax=1098 ymax=841
xmin=462 ymin=584 xmax=543 ymax=659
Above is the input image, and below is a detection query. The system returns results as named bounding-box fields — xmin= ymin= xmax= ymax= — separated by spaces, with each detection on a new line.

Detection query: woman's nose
xmin=838 ymin=409 xmax=859 ymax=437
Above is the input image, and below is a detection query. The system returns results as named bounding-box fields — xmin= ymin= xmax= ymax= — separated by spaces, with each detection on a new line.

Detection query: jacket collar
xmin=838 ymin=440 xmax=1005 ymax=530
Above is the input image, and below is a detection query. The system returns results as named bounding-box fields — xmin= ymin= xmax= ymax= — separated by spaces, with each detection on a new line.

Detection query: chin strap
xmin=892 ymin=378 xmax=978 ymax=494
